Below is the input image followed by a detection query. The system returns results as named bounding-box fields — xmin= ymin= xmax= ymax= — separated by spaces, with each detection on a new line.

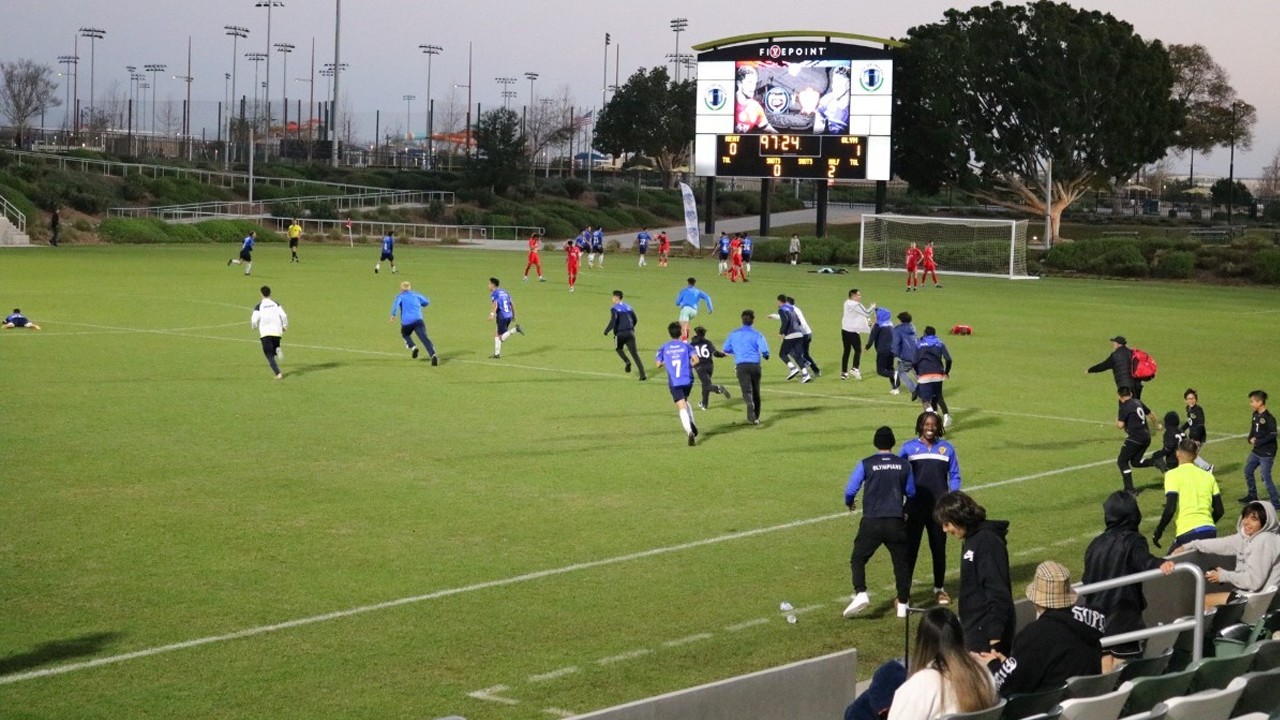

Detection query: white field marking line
xmin=790 ymin=604 xmax=826 ymax=616
xmin=1 ymin=436 xmax=1246 ymax=685
xmin=467 ymin=685 xmax=520 ymax=706
xmin=527 ymin=666 xmax=580 ymax=683
xmin=662 ymin=633 xmax=714 ymax=648
xmin=595 ymin=648 xmax=653 ymax=666
xmin=724 ymin=618 xmax=771 ymax=632
xmin=543 ymin=708 xmax=577 ymax=718
xmin=767 ymin=386 xmax=1110 ymax=428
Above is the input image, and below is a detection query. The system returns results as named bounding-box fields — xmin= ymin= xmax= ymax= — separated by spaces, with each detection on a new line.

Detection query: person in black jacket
xmin=689 ymin=326 xmax=731 ymax=410
xmin=1087 ymin=335 xmax=1143 ymax=399
xmin=603 ymin=290 xmax=646 ymax=381
xmin=985 ymin=561 xmax=1107 ymax=696
xmin=1115 ymin=386 xmax=1152 ymax=495
xmin=934 ymin=491 xmax=1015 ymax=654
xmin=843 ymin=426 xmax=916 ymax=619
xmin=1181 ymin=388 xmax=1215 ymax=472
xmin=1081 ymin=491 xmax=1175 ymax=670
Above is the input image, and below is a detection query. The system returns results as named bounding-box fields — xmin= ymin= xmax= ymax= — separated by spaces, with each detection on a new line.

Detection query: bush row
xmin=97 ymin=218 xmax=274 ymax=244
xmin=1042 ymin=236 xmax=1280 ymax=283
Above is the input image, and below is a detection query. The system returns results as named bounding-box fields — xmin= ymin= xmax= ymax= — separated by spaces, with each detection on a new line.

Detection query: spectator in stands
xmin=1172 ymin=500 xmax=1280 ymax=610
xmin=887 ymin=607 xmax=997 ymax=720
xmin=934 ymin=491 xmax=1015 ymax=655
xmin=1152 ymin=439 xmax=1224 ymax=551
xmin=844 ymin=658 xmax=906 ymax=720
xmin=1081 ymin=490 xmax=1175 ymax=671
xmin=984 ymin=561 xmax=1107 ymax=696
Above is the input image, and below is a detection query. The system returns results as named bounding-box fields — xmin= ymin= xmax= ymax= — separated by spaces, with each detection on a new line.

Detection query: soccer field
xmin=1 ymin=242 xmax=1275 ymax=719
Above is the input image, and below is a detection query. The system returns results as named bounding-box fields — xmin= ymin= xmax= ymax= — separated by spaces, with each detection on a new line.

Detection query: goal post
xmin=858 ymin=214 xmax=1034 ymax=279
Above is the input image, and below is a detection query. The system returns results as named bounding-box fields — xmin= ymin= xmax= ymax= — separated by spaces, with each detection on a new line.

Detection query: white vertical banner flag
xmin=679 ymin=182 xmax=701 ymax=248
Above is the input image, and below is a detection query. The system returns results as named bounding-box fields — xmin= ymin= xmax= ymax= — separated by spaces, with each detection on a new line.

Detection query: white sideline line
xmin=596 ymin=648 xmax=653 ymax=665
xmin=724 ymin=618 xmax=771 ymax=632
xmin=790 ymin=604 xmax=825 ymax=616
xmin=468 ymin=685 xmax=520 ymax=706
xmin=528 ymin=666 xmax=580 ymax=683
xmin=662 ymin=633 xmax=714 ymax=648
xmin=0 ymin=439 xmax=1241 ymax=686
xmin=543 ymin=708 xmax=577 ymax=718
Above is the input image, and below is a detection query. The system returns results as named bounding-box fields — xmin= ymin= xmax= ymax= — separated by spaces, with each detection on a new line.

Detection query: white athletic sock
xmin=231 ymin=259 xmax=241 ymax=264
xmin=375 ymin=263 xmax=380 ymax=271
xmin=493 ymin=338 xmax=502 ymax=355
xmin=787 ymin=362 xmax=798 ymax=371
xmin=678 ymin=408 xmax=693 ymax=434
xmin=746 ymin=263 xmax=751 ymax=272
xmin=244 ymin=262 xmax=252 ymax=275
xmin=501 ymin=330 xmax=514 ymax=341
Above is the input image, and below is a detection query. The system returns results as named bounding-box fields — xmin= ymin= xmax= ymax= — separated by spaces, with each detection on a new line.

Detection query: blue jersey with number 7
xmin=656 ymin=340 xmax=695 ymax=387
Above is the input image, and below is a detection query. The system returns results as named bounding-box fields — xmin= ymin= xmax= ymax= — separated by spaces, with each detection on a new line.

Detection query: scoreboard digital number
xmin=716 ymin=134 xmax=867 ymax=180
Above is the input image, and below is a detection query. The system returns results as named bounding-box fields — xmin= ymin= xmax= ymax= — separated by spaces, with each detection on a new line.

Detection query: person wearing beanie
xmin=985 ymin=561 xmax=1107 ymax=697
xmin=843 ymin=426 xmax=916 ymax=619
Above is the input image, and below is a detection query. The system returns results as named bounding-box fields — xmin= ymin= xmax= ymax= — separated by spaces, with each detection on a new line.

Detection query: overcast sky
xmin=6 ymin=0 xmax=1274 ymax=178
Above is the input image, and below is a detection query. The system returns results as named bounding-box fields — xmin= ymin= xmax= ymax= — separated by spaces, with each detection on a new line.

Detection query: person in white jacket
xmin=1174 ymin=500 xmax=1280 ymax=610
xmin=841 ymin=289 xmax=874 ymax=380
xmin=888 ymin=607 xmax=997 ymax=720
xmin=250 ymin=285 xmax=288 ymax=379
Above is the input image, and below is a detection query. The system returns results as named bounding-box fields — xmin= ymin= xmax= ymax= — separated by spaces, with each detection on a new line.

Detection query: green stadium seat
xmin=940 ymin=698 xmax=1008 ymax=720
xmin=1117 ymin=648 xmax=1173 ymax=683
xmin=1058 ymin=684 xmax=1131 ymax=720
xmin=1063 ymin=666 xmax=1123 ymax=699
xmin=1119 ymin=668 xmax=1195 ymax=715
xmin=1230 ymin=666 xmax=1280 ymax=717
xmin=1159 ymin=677 xmax=1246 ymax=720
xmin=1188 ymin=649 xmax=1258 ymax=692
xmin=1002 ymin=685 xmax=1067 ymax=720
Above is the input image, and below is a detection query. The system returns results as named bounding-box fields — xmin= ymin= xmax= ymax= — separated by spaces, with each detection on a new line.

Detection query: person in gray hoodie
xmin=1174 ymin=500 xmax=1280 ymax=610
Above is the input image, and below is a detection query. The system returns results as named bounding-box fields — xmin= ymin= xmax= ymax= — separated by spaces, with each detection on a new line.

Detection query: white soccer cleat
xmin=897 ymin=602 xmax=909 ymax=618
xmin=785 ymin=368 xmax=800 ymax=381
xmin=890 ymin=388 xmax=901 ymax=395
xmin=853 ymin=369 xmax=862 ymax=380
xmin=843 ymin=592 xmax=871 ymax=618
xmin=943 ymin=414 xmax=953 ymax=428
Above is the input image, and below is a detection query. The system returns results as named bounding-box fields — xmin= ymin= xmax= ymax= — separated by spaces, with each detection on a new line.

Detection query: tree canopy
xmin=594 ymin=67 xmax=694 ymax=188
xmin=892 ymin=1 xmax=1182 ymax=241
xmin=466 ymin=108 xmax=528 ymax=195
xmin=1 ymin=59 xmax=60 ymax=146
xmin=1167 ymin=43 xmax=1255 ymax=181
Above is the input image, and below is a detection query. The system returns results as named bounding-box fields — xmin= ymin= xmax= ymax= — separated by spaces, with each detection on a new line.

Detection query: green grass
xmin=1 ymin=243 xmax=1276 ymax=718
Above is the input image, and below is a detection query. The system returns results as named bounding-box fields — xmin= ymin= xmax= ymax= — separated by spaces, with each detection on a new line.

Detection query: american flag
xmin=573 ymin=109 xmax=594 ymax=129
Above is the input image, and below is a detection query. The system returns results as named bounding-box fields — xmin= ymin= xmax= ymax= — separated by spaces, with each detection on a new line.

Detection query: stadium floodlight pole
xmin=1227 ymin=101 xmax=1240 ymax=227
xmin=670 ymin=18 xmax=687 ymax=83
xmin=403 ymin=94 xmax=415 ymax=139
xmin=602 ymin=33 xmax=610 ymax=116
xmin=501 ymin=90 xmax=517 ymax=110
xmin=58 ymin=56 xmax=79 ymax=134
xmin=495 ymin=77 xmax=517 ymax=111
xmin=143 ymin=63 xmax=167 ymax=135
xmin=275 ymin=42 xmax=294 ymax=145
xmin=245 ymin=52 xmax=267 ymax=128
xmin=256 ymin=0 xmax=284 ymax=157
xmin=330 ymin=0 xmax=341 ymax=167
xmin=419 ymin=44 xmax=442 ymax=168
xmin=226 ymin=25 xmax=249 ymax=162
xmin=78 ymin=28 xmax=106 ymax=127
xmin=524 ymin=71 xmax=538 ymax=108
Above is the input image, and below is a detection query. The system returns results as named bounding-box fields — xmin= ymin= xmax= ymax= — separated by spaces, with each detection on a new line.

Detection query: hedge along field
xmin=1 ymin=242 xmax=1278 ymax=719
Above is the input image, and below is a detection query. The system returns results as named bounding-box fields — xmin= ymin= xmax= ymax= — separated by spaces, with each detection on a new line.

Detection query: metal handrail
xmin=108 ymin=189 xmax=449 ymax=220
xmin=264 ymin=217 xmax=543 ymax=244
xmin=1075 ymin=562 xmax=1207 ymax=666
xmin=0 ymin=193 xmax=27 ymax=234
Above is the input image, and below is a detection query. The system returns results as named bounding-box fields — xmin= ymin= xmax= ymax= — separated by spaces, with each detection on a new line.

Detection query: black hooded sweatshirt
xmin=1081 ymin=493 xmax=1164 ymax=638
xmin=992 ymin=606 xmax=1107 ymax=696
xmin=959 ymin=519 xmax=1016 ymax=653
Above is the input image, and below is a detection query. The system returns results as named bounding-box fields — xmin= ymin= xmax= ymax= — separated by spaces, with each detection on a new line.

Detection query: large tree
xmin=893 ymin=1 xmax=1182 ymax=242
xmin=594 ymin=67 xmax=694 ymax=188
xmin=1 ymin=59 xmax=61 ymax=147
xmin=1167 ymin=43 xmax=1254 ymax=182
xmin=466 ymin=108 xmax=528 ymax=195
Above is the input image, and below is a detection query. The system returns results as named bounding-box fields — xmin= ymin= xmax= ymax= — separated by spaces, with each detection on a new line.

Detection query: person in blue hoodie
xmin=891 ymin=311 xmax=919 ymax=398
xmin=390 ymin=281 xmax=437 ymax=364
xmin=915 ymin=325 xmax=954 ymax=427
xmin=866 ymin=307 xmax=898 ymax=394
xmin=902 ymin=410 xmax=963 ymax=608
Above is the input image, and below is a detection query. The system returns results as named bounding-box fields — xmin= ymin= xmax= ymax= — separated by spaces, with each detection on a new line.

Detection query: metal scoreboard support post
xmin=689 ymin=31 xmax=902 ymax=239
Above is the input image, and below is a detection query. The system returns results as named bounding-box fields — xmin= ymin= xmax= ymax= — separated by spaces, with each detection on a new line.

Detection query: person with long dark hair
xmin=887 ymin=607 xmax=997 ymax=720
xmin=934 ymin=491 xmax=1015 ymax=655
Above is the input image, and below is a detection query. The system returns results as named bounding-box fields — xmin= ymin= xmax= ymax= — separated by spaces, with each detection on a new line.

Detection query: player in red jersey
xmin=727 ymin=235 xmax=747 ymax=282
xmin=905 ymin=242 xmax=924 ymax=292
xmin=564 ymin=240 xmax=582 ymax=292
xmin=657 ymin=231 xmax=671 ymax=267
xmin=734 ymin=65 xmax=776 ymax=133
xmin=524 ymin=232 xmax=545 ymax=281
xmin=922 ymin=240 xmax=942 ymax=288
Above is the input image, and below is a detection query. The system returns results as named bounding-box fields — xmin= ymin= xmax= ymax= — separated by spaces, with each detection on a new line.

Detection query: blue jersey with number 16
xmin=656 ymin=340 xmax=695 ymax=387
xmin=491 ymin=288 xmax=514 ymax=320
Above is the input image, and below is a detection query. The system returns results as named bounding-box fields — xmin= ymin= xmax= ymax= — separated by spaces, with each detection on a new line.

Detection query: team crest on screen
xmin=764 ymin=87 xmax=789 ymax=113
xmin=704 ymin=84 xmax=728 ymax=111
xmin=860 ymin=65 xmax=885 ymax=92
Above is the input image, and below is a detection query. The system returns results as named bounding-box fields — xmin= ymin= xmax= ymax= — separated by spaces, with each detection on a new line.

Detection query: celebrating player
xmin=734 ymin=65 xmax=776 ymax=134
xmin=636 ymin=227 xmax=652 ymax=267
xmin=375 ymin=231 xmax=397 ymax=275
xmin=657 ymin=231 xmax=671 ymax=267
xmin=922 ymin=241 xmax=942 ymax=288
xmin=590 ymin=226 xmax=605 ymax=269
xmin=3 ymin=308 xmax=41 ymax=330
xmin=716 ymin=232 xmax=731 ymax=276
xmin=524 ymin=232 xmax=545 ymax=281
xmin=564 ymin=240 xmax=582 ymax=292
xmin=655 ymin=321 xmax=700 ymax=446
xmin=390 ymin=281 xmax=438 ymax=365
xmin=905 ymin=242 xmax=923 ymax=291
xmin=488 ymin=277 xmax=524 ymax=358
xmin=604 ymin=290 xmax=646 ymax=381
xmin=675 ymin=277 xmax=714 ymax=342
xmin=727 ymin=235 xmax=746 ymax=282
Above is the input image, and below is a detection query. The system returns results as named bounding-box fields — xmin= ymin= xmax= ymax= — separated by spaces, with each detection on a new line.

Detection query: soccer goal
xmin=859 ymin=214 xmax=1034 ymax=279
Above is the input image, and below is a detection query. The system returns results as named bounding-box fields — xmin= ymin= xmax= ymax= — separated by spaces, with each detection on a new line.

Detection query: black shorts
xmin=718 ymin=250 xmax=729 ymax=260
xmin=668 ymin=384 xmax=692 ymax=402
xmin=380 ymin=251 xmax=394 ymax=261
xmin=289 ymin=239 xmax=299 ymax=248
xmin=239 ymin=249 xmax=253 ymax=262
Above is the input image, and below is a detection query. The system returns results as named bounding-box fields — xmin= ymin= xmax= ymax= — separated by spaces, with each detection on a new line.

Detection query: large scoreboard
xmin=694 ymin=39 xmax=894 ymax=181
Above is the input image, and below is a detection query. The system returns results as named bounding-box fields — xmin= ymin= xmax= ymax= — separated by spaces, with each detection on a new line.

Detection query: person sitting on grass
xmin=1172 ymin=500 xmax=1280 ymax=611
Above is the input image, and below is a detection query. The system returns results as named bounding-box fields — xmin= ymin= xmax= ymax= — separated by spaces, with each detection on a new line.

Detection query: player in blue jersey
xmin=655 ymin=322 xmax=700 ymax=446
xmin=576 ymin=227 xmax=591 ymax=253
xmin=488 ymin=277 xmax=524 ymax=358
xmin=390 ymin=281 xmax=438 ymax=365
xmin=375 ymin=231 xmax=398 ymax=274
xmin=636 ymin=228 xmax=652 ymax=267
xmin=227 ymin=231 xmax=256 ymax=275
xmin=741 ymin=233 xmax=755 ymax=275
xmin=3 ymin=308 xmax=41 ymax=330
xmin=716 ymin=232 xmax=732 ymax=276
xmin=589 ymin=226 xmax=605 ymax=269
xmin=675 ymin=277 xmax=714 ymax=341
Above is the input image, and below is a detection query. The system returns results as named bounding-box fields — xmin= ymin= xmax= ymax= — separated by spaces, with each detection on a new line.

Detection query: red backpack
xmin=1131 ymin=348 xmax=1157 ymax=381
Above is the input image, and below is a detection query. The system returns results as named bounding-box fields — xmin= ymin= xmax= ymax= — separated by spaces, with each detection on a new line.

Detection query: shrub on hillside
xmin=99 ymin=218 xmax=172 ymax=244
xmin=1152 ymin=250 xmax=1196 ymax=279
xmin=193 ymin=219 xmax=273 ymax=243
xmin=1254 ymin=249 xmax=1280 ymax=284
xmin=563 ymin=178 xmax=587 ymax=200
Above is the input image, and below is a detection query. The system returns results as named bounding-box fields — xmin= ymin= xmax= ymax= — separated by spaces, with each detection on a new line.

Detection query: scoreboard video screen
xmin=694 ymin=40 xmax=893 ymax=181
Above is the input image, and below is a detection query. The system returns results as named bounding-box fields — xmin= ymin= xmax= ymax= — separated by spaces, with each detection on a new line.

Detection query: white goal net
xmin=859 ymin=214 xmax=1032 ymax=279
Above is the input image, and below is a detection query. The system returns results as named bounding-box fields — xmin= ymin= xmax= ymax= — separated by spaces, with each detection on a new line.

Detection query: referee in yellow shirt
xmin=287 ymin=219 xmax=302 ymax=263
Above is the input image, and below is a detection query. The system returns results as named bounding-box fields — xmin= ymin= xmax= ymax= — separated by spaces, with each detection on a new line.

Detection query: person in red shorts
xmin=564 ymin=240 xmax=582 ymax=292
xmin=658 ymin=231 xmax=671 ymax=267
xmin=728 ymin=236 xmax=747 ymax=282
xmin=905 ymin=242 xmax=924 ymax=292
xmin=524 ymin=232 xmax=545 ymax=282
xmin=922 ymin=240 xmax=942 ymax=288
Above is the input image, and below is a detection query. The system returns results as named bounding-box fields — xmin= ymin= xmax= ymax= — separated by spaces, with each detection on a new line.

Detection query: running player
xmin=690 ymin=326 xmax=731 ymax=410
xmin=228 ymin=231 xmax=256 ymax=275
xmin=488 ymin=277 xmax=524 ymax=358
xmin=564 ymin=240 xmax=582 ymax=292
xmin=675 ymin=277 xmax=714 ymax=342
xmin=716 ymin=232 xmax=732 ymax=276
xmin=524 ymin=232 xmax=545 ymax=281
xmin=655 ymin=321 xmax=700 ymax=446
xmin=375 ymin=231 xmax=397 ymax=274
xmin=604 ymin=290 xmax=646 ymax=380
xmin=905 ymin=242 xmax=923 ymax=291
xmin=287 ymin=219 xmax=302 ymax=263
xmin=636 ymin=227 xmax=652 ymax=267
xmin=922 ymin=240 xmax=941 ymax=288
xmin=657 ymin=231 xmax=671 ymax=267
xmin=590 ymin=226 xmax=605 ymax=269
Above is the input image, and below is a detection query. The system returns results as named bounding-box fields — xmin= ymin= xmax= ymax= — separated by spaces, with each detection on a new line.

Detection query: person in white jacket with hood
xmin=250 ymin=285 xmax=289 ymax=379
xmin=841 ymin=288 xmax=874 ymax=380
xmin=1174 ymin=500 xmax=1280 ymax=610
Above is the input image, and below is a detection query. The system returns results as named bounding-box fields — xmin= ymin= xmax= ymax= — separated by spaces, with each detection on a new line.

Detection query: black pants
xmin=260 ymin=335 xmax=282 ymax=375
xmin=905 ymin=496 xmax=948 ymax=589
xmin=876 ymin=351 xmax=897 ymax=388
xmin=802 ymin=334 xmax=820 ymax=374
xmin=614 ymin=332 xmax=644 ymax=377
xmin=780 ymin=337 xmax=807 ymax=371
xmin=695 ymin=365 xmax=724 ymax=406
xmin=851 ymin=517 xmax=912 ymax=602
xmin=841 ymin=330 xmax=862 ymax=373
xmin=735 ymin=362 xmax=762 ymax=422
xmin=1118 ymin=438 xmax=1150 ymax=491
